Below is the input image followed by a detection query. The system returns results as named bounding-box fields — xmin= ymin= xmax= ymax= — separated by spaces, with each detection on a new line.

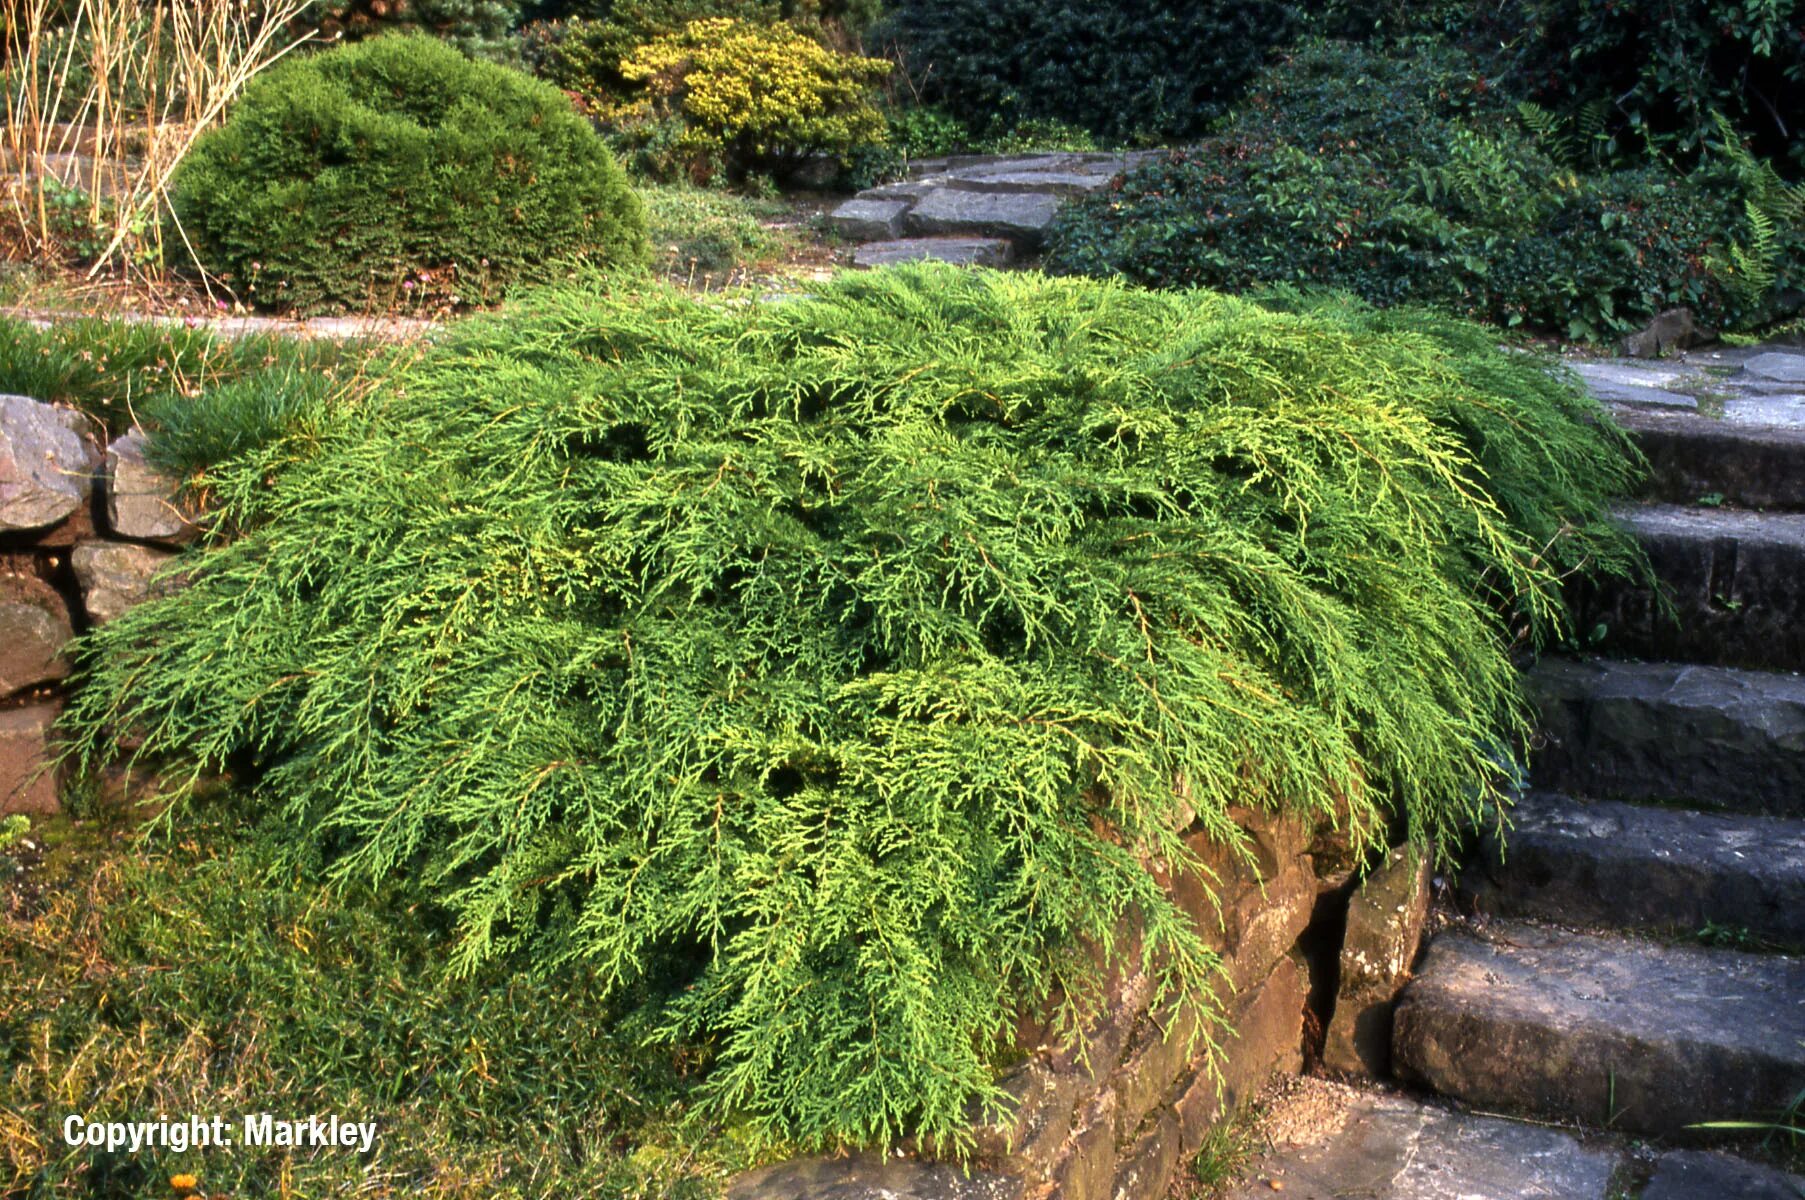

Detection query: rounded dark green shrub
xmin=878 ymin=0 xmax=1299 ymax=143
xmin=1046 ymin=40 xmax=1801 ymax=340
xmin=65 ymin=266 xmax=1641 ymax=1148
xmin=170 ymin=36 xmax=647 ymax=315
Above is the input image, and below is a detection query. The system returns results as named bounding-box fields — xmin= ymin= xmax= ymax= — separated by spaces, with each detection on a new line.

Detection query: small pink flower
xmin=403 ymin=280 xmax=416 ymax=291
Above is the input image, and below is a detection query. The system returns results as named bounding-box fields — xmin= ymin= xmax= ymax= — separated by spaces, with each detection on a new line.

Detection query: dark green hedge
xmin=878 ymin=0 xmax=1298 ymax=142
xmin=171 ymin=35 xmax=647 ymax=315
xmin=1046 ymin=40 xmax=1802 ymax=340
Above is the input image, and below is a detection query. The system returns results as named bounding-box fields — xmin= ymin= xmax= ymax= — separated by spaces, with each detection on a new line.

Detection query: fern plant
xmin=61 ymin=267 xmax=1642 ymax=1150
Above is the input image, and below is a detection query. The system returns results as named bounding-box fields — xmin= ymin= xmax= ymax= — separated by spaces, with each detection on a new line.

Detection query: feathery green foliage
xmin=61 ymin=266 xmax=1641 ymax=1148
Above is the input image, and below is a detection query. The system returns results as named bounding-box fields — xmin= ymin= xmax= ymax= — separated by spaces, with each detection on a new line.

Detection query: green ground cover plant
xmin=0 ymin=802 xmax=755 ymax=1199
xmin=1045 ymin=40 xmax=1805 ymax=342
xmin=61 ymin=266 xmax=1641 ymax=1150
xmin=639 ymin=184 xmax=795 ymax=274
xmin=169 ymin=35 xmax=647 ymax=315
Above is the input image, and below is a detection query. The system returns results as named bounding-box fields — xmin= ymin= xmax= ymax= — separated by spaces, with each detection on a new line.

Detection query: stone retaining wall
xmin=0 ymin=393 xmax=196 ymax=814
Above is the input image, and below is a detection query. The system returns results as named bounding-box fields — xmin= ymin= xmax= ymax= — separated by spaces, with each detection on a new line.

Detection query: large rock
xmin=0 ymin=394 xmax=98 ymax=533
xmin=1224 ymin=1089 xmax=1621 ymax=1199
xmin=0 ymin=702 xmax=60 ymax=815
xmin=1526 ymin=656 xmax=1805 ymax=816
xmin=1393 ymin=922 xmax=1805 ymax=1134
xmin=1172 ymin=955 xmax=1306 ymax=1153
xmin=1574 ymin=503 xmax=1805 ymax=671
xmin=1467 ymin=791 xmax=1805 ymax=945
xmin=105 ymin=429 xmax=197 ymax=543
xmin=0 ymin=571 xmax=73 ymax=695
xmin=1322 ymin=846 xmax=1431 ymax=1077
xmin=72 ymin=541 xmax=179 ymax=624
xmin=903 ymin=190 xmax=1062 ymax=247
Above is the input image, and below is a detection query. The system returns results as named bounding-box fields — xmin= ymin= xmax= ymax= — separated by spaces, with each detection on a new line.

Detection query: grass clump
xmin=61 ymin=265 xmax=1641 ymax=1150
xmin=639 ymin=184 xmax=794 ymax=275
xmin=0 ymin=314 xmax=370 ymax=439
xmin=0 ymin=804 xmax=754 ymax=1199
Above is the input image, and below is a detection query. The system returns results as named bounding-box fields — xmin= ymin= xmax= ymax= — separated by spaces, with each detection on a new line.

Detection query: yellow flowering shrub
xmin=606 ymin=18 xmax=889 ymax=184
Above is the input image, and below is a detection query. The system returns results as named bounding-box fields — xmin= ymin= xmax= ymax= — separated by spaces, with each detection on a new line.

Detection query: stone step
xmin=1525 ymin=656 xmax=1805 ymax=816
xmin=1643 ymin=1150 xmax=1805 ymax=1200
xmin=1464 ymin=791 xmax=1805 ymax=946
xmin=1575 ymin=502 xmax=1805 ymax=670
xmin=1615 ymin=406 xmax=1805 ymax=510
xmin=1392 ymin=922 xmax=1805 ymax=1135
xmin=849 ymin=237 xmax=1015 ymax=269
xmin=1224 ymin=1083 xmax=1620 ymax=1199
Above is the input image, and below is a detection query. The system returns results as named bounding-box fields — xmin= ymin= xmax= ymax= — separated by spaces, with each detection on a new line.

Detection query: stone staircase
xmin=825 ymin=151 xmax=1159 ymax=268
xmin=1389 ymin=346 xmax=1805 ymax=1190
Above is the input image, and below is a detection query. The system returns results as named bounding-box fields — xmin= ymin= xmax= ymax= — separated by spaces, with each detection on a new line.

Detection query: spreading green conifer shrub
xmin=169 ymin=36 xmax=646 ymax=315
xmin=63 ymin=267 xmax=1640 ymax=1148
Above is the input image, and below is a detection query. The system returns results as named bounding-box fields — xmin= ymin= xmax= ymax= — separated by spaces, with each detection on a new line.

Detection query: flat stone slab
xmin=1612 ymin=406 xmax=1805 ymax=509
xmin=902 ymin=189 xmax=1061 ymax=246
xmin=1393 ymin=922 xmax=1805 ymax=1134
xmin=852 ymin=237 xmax=1014 ymax=269
xmin=826 ymin=197 xmax=909 ymax=240
xmin=1741 ymin=351 xmax=1805 ymax=384
xmin=1568 ymin=346 xmax=1805 ymax=429
xmin=1575 ymin=502 xmax=1805 ymax=671
xmin=943 ymin=172 xmax=1114 ymax=196
xmin=1226 ymin=1091 xmax=1619 ymax=1199
xmin=1526 ymin=656 xmax=1805 ymax=816
xmin=1468 ymin=791 xmax=1805 ymax=945
xmin=1644 ymin=1149 xmax=1805 ymax=1200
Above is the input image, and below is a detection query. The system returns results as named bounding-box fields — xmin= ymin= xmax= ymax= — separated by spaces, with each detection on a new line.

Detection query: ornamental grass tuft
xmin=61 ymin=266 xmax=1642 ymax=1149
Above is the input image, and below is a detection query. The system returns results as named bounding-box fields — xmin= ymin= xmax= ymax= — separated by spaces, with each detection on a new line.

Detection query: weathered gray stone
xmin=0 ymin=571 xmax=72 ymax=695
xmin=1569 ymin=361 xmax=1700 ymax=410
xmin=966 ymin=1060 xmax=1083 ymax=1175
xmin=827 ymin=197 xmax=911 ymax=240
xmin=1173 ymin=956 xmax=1306 ymax=1153
xmin=1741 ymin=351 xmax=1805 ymax=384
xmin=0 ymin=394 xmax=97 ymax=532
xmin=105 ymin=429 xmax=198 ymax=543
xmin=1046 ymin=1092 xmax=1115 ymax=1200
xmin=1613 ymin=407 xmax=1805 ymax=509
xmin=1643 ymin=1150 xmax=1805 ymax=1200
xmin=1225 ymin=1092 xmax=1621 ymax=1199
xmin=852 ymin=237 xmax=1015 ymax=269
xmin=1468 ymin=791 xmax=1805 ymax=945
xmin=1722 ymin=391 xmax=1805 ymax=425
xmin=944 ymin=172 xmax=1114 ymax=196
xmin=1574 ymin=502 xmax=1805 ymax=671
xmin=72 ymin=540 xmax=178 ymax=624
xmin=1393 ymin=922 xmax=1805 ymax=1134
xmin=1526 ymin=656 xmax=1805 ymax=817
xmin=903 ymin=190 xmax=1061 ymax=246
xmin=1108 ymin=996 xmax=1206 ymax=1140
xmin=1322 ymin=847 xmax=1431 ymax=1077
xmin=0 ymin=702 xmax=60 ymax=815
xmin=727 ymin=1154 xmax=1024 ymax=1200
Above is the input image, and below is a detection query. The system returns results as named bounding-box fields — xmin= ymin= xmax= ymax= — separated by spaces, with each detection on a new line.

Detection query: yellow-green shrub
xmin=603 ymin=18 xmax=889 ymax=184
